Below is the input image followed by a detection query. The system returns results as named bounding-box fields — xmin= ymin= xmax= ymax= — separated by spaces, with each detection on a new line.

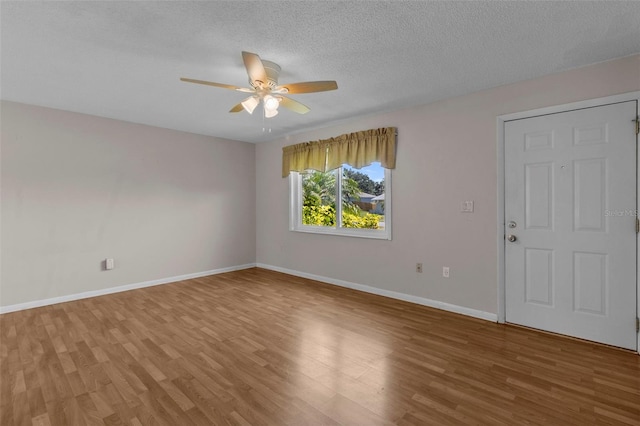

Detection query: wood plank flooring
xmin=1 ymin=267 xmax=639 ymax=425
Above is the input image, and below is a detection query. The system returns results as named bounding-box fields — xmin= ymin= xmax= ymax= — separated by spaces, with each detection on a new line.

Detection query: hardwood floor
xmin=1 ymin=268 xmax=639 ymax=425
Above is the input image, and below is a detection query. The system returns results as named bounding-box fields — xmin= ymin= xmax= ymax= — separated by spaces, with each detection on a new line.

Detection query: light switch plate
xmin=461 ymin=200 xmax=474 ymax=213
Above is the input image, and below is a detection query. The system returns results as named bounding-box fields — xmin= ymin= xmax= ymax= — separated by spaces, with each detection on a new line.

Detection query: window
xmin=283 ymin=127 xmax=396 ymax=239
xmin=289 ymin=162 xmax=391 ymax=239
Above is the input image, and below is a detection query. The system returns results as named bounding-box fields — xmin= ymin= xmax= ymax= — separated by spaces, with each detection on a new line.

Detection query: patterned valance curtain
xmin=282 ymin=127 xmax=397 ymax=177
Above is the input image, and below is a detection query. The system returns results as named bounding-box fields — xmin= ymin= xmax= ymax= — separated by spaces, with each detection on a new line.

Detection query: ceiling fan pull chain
xmin=261 ymin=107 xmax=272 ymax=133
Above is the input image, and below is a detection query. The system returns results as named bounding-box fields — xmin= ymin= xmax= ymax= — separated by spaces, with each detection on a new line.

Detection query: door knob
xmin=507 ymin=234 xmax=517 ymax=242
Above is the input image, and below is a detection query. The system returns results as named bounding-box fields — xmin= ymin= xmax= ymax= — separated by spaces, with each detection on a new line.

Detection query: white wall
xmin=256 ymin=54 xmax=640 ymax=316
xmin=1 ymin=101 xmax=256 ymax=308
xmin=3 ymin=55 xmax=638 ymax=315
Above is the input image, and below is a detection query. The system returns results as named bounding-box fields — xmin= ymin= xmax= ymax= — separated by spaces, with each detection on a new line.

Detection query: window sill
xmin=290 ymin=225 xmax=391 ymax=240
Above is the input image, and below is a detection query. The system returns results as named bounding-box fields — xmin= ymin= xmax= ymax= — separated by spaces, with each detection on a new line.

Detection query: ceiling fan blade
xmin=229 ymin=103 xmax=244 ymax=113
xmin=279 ymin=96 xmax=310 ymax=114
xmin=242 ymin=51 xmax=267 ymax=88
xmin=180 ymin=78 xmax=254 ymax=93
xmin=275 ymin=81 xmax=338 ymax=94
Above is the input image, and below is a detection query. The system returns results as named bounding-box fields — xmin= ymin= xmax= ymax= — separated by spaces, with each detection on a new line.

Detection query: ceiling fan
xmin=181 ymin=51 xmax=338 ymax=118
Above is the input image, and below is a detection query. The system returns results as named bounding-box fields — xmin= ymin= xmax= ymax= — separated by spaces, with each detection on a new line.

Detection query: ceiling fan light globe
xmin=241 ymin=96 xmax=259 ymax=114
xmin=264 ymin=108 xmax=278 ymax=118
xmin=263 ymin=95 xmax=280 ymax=111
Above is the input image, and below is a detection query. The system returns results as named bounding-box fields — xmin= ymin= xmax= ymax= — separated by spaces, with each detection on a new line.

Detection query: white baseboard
xmin=256 ymin=263 xmax=498 ymax=322
xmin=2 ymin=263 xmax=498 ymax=323
xmin=0 ymin=263 xmax=257 ymax=314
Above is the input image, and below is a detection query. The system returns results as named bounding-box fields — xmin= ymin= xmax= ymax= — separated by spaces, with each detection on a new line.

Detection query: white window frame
xmin=289 ymin=166 xmax=392 ymax=240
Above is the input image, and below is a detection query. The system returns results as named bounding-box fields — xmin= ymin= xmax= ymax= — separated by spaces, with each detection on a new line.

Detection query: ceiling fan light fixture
xmin=241 ymin=96 xmax=259 ymax=114
xmin=264 ymin=107 xmax=279 ymax=118
xmin=263 ymin=95 xmax=280 ymax=112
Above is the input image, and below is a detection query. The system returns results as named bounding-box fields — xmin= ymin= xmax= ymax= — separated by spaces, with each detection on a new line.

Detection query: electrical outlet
xmin=461 ymin=200 xmax=474 ymax=213
xmin=442 ymin=266 xmax=450 ymax=278
xmin=105 ymin=258 xmax=115 ymax=270
xmin=416 ymin=263 xmax=423 ymax=273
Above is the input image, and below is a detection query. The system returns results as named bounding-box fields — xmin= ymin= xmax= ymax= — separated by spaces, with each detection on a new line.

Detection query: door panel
xmin=505 ymin=101 xmax=637 ymax=350
xmin=574 ymin=158 xmax=606 ymax=232
xmin=525 ymin=162 xmax=554 ymax=230
xmin=524 ymin=248 xmax=554 ymax=306
xmin=573 ymin=252 xmax=607 ymax=315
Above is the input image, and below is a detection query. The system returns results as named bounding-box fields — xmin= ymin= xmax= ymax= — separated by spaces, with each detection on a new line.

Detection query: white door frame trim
xmin=496 ymin=91 xmax=640 ymax=353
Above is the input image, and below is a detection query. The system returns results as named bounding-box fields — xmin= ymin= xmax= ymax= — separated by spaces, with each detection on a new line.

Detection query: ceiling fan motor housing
xmin=254 ymin=60 xmax=281 ymax=89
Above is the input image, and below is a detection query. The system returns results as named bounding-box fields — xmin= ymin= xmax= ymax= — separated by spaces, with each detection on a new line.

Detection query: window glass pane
xmin=342 ymin=162 xmax=385 ymax=230
xmin=301 ymin=169 xmax=337 ymax=227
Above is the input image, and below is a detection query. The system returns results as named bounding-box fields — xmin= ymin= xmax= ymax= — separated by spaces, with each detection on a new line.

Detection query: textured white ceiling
xmin=2 ymin=1 xmax=639 ymax=143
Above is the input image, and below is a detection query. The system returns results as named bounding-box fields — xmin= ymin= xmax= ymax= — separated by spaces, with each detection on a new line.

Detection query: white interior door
xmin=505 ymin=101 xmax=638 ymax=350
